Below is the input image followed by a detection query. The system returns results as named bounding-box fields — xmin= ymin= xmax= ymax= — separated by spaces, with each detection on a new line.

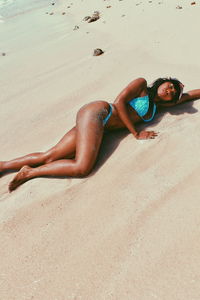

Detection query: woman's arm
xmin=178 ymin=89 xmax=200 ymax=104
xmin=114 ymin=77 xmax=157 ymax=139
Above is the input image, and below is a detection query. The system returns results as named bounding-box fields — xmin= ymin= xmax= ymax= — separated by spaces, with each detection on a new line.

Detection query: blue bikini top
xmin=128 ymin=95 xmax=156 ymax=122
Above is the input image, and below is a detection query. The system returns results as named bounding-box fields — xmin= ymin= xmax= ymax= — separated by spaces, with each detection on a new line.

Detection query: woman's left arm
xmin=178 ymin=89 xmax=200 ymax=104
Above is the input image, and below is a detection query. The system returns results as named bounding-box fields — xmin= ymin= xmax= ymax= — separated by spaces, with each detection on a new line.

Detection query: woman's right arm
xmin=114 ymin=78 xmax=157 ymax=139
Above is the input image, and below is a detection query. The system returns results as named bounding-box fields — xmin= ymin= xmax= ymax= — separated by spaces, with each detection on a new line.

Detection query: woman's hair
xmin=147 ymin=77 xmax=183 ymax=103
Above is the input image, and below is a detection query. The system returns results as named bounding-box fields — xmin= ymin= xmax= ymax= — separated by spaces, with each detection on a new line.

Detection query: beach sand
xmin=1 ymin=0 xmax=200 ymax=299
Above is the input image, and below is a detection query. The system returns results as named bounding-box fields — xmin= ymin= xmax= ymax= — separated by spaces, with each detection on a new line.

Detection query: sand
xmin=1 ymin=0 xmax=200 ymax=299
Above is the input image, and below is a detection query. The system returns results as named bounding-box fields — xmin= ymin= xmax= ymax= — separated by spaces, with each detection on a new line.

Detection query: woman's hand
xmin=136 ymin=130 xmax=158 ymax=140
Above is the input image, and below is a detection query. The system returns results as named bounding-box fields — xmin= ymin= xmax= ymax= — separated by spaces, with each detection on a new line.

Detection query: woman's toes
xmin=8 ymin=165 xmax=32 ymax=192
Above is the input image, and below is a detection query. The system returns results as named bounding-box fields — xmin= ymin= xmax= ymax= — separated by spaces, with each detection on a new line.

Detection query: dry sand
xmin=1 ymin=0 xmax=200 ymax=299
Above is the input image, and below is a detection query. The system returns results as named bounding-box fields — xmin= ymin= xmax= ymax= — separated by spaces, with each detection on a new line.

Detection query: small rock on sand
xmin=83 ymin=16 xmax=91 ymax=21
xmin=84 ymin=11 xmax=100 ymax=23
xmin=73 ymin=25 xmax=79 ymax=30
xmin=2 ymin=52 xmax=6 ymax=56
xmin=176 ymin=5 xmax=183 ymax=9
xmin=93 ymin=48 xmax=104 ymax=56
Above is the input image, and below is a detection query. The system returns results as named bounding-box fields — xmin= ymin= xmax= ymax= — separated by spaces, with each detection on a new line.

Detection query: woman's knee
xmin=43 ymin=149 xmax=57 ymax=164
xmin=73 ymin=162 xmax=93 ymax=177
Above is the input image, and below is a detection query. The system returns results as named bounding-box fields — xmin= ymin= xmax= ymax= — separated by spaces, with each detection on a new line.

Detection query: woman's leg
xmin=0 ymin=127 xmax=76 ymax=173
xmin=9 ymin=101 xmax=108 ymax=191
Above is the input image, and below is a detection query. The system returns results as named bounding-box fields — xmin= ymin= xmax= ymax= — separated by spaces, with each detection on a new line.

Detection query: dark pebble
xmin=93 ymin=48 xmax=104 ymax=56
xmin=85 ymin=11 xmax=100 ymax=23
xmin=88 ymin=16 xmax=99 ymax=23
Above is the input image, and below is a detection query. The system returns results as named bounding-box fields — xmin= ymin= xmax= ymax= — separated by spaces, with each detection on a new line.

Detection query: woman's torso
xmin=106 ymin=90 xmax=156 ymax=130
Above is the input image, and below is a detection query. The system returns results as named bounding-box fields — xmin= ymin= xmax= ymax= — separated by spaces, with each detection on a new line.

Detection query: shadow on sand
xmin=92 ymin=129 xmax=129 ymax=174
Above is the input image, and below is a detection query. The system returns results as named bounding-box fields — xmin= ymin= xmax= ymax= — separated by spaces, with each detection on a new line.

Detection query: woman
xmin=1 ymin=77 xmax=199 ymax=192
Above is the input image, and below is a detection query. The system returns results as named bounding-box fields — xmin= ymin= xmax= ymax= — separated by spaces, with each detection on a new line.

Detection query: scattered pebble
xmin=176 ymin=5 xmax=182 ymax=9
xmin=62 ymin=12 xmax=66 ymax=15
xmin=93 ymin=48 xmax=104 ymax=56
xmin=121 ymin=14 xmax=125 ymax=17
xmin=106 ymin=5 xmax=112 ymax=8
xmin=88 ymin=16 xmax=100 ymax=23
xmin=51 ymin=2 xmax=55 ymax=5
xmin=2 ymin=52 xmax=6 ymax=56
xmin=191 ymin=1 xmax=196 ymax=5
xmin=67 ymin=6 xmax=71 ymax=8
xmin=49 ymin=12 xmax=54 ymax=15
xmin=73 ymin=25 xmax=79 ymax=30
xmin=83 ymin=16 xmax=91 ymax=21
xmin=84 ymin=11 xmax=100 ymax=23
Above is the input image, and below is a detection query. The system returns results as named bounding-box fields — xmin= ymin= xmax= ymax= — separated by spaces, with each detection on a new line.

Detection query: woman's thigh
xmin=45 ymin=127 xmax=76 ymax=161
xmin=46 ymin=101 xmax=109 ymax=165
xmin=74 ymin=101 xmax=108 ymax=172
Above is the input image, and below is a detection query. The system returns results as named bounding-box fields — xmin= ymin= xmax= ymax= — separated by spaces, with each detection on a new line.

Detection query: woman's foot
xmin=9 ymin=165 xmax=33 ymax=192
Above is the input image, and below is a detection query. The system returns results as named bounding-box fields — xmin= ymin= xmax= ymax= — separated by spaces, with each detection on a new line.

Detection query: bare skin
xmin=1 ymin=78 xmax=200 ymax=192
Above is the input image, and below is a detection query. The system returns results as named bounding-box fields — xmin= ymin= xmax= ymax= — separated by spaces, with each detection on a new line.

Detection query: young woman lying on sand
xmin=1 ymin=77 xmax=200 ymax=192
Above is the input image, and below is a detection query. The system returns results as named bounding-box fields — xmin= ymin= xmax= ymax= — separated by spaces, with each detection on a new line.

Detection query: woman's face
xmin=157 ymin=81 xmax=177 ymax=102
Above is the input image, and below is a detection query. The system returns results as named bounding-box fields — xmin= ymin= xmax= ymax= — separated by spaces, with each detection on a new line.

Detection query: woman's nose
xmin=166 ymin=89 xmax=174 ymax=97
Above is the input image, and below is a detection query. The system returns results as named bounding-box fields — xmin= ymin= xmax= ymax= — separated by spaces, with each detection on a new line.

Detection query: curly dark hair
xmin=147 ymin=77 xmax=183 ymax=103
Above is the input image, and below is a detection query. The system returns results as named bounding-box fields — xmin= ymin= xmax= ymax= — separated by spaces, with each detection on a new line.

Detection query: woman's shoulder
xmin=125 ymin=78 xmax=147 ymax=95
xmin=132 ymin=77 xmax=147 ymax=86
